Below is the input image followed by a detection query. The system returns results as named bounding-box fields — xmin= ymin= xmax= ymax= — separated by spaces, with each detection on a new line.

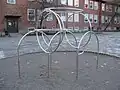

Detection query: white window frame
xmin=37 ymin=9 xmax=42 ymax=21
xmin=109 ymin=5 xmax=112 ymax=12
xmin=105 ymin=16 xmax=108 ymax=23
xmin=89 ymin=14 xmax=93 ymax=23
xmin=106 ymin=4 xmax=109 ymax=12
xmin=89 ymin=0 xmax=94 ymax=9
xmin=68 ymin=13 xmax=73 ymax=22
xmin=108 ymin=16 xmax=111 ymax=22
xmin=102 ymin=3 xmax=105 ymax=11
xmin=60 ymin=12 xmax=66 ymax=21
xmin=74 ymin=13 xmax=79 ymax=22
xmin=94 ymin=1 xmax=98 ymax=10
xmin=46 ymin=14 xmax=53 ymax=21
xmin=74 ymin=0 xmax=79 ymax=7
xmin=84 ymin=14 xmax=89 ymax=23
xmin=27 ymin=9 xmax=36 ymax=21
xmin=101 ymin=16 xmax=105 ymax=23
xmin=94 ymin=15 xmax=98 ymax=23
xmin=84 ymin=0 xmax=89 ymax=9
xmin=68 ymin=0 xmax=73 ymax=6
xmin=7 ymin=0 xmax=16 ymax=4
xmin=61 ymin=0 xmax=67 ymax=5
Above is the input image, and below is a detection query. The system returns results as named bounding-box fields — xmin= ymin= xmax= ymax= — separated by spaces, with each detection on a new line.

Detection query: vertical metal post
xmin=48 ymin=53 xmax=52 ymax=78
xmin=76 ymin=49 xmax=79 ymax=80
xmin=17 ymin=50 xmax=21 ymax=79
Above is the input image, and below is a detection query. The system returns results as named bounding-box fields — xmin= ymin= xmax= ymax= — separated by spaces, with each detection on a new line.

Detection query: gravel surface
xmin=0 ymin=52 xmax=120 ymax=90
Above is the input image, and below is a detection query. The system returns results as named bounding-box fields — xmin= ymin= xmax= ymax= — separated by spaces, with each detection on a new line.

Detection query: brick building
xmin=0 ymin=0 xmax=28 ymax=33
xmin=0 ymin=0 xmax=120 ymax=33
xmin=27 ymin=0 xmax=120 ymax=32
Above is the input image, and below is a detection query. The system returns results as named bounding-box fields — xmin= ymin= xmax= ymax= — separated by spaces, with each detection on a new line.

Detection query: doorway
xmin=5 ymin=16 xmax=19 ymax=33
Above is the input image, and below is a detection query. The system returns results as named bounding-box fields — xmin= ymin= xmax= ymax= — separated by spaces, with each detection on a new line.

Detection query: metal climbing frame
xmin=17 ymin=7 xmax=100 ymax=80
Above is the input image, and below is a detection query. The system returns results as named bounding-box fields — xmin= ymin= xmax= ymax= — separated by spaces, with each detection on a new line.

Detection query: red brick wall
xmin=0 ymin=0 xmax=28 ymax=32
xmin=0 ymin=0 xmax=4 ymax=32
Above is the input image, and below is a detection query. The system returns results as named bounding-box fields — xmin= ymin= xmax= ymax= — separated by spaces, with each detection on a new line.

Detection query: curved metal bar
xmin=47 ymin=7 xmax=83 ymax=12
xmin=17 ymin=7 xmax=99 ymax=80
xmin=17 ymin=30 xmax=37 ymax=78
xmin=78 ymin=31 xmax=99 ymax=69
xmin=65 ymin=12 xmax=92 ymax=49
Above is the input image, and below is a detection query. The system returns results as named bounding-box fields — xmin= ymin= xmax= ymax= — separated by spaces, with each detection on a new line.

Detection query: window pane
xmin=74 ymin=13 xmax=79 ymax=22
xmin=68 ymin=0 xmax=73 ymax=6
xmin=60 ymin=12 xmax=66 ymax=21
xmin=74 ymin=0 xmax=79 ymax=7
xmin=94 ymin=1 xmax=98 ymax=10
xmin=89 ymin=14 xmax=93 ymax=23
xmin=101 ymin=16 xmax=104 ymax=23
xmin=61 ymin=0 xmax=67 ymax=5
xmin=94 ymin=15 xmax=98 ymax=23
xmin=102 ymin=3 xmax=105 ymax=11
xmin=84 ymin=0 xmax=89 ymax=8
xmin=84 ymin=14 xmax=89 ymax=23
xmin=28 ymin=9 xmax=35 ymax=21
xmin=89 ymin=0 xmax=93 ymax=9
xmin=46 ymin=14 xmax=53 ymax=21
xmin=68 ymin=13 xmax=73 ymax=22
xmin=105 ymin=16 xmax=108 ymax=23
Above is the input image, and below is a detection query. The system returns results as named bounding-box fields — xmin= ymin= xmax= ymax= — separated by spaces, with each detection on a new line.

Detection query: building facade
xmin=27 ymin=0 xmax=120 ymax=32
xmin=0 ymin=0 xmax=120 ymax=33
xmin=0 ymin=0 xmax=28 ymax=33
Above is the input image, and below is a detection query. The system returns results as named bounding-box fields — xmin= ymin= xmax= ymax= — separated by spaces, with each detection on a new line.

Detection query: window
xmin=89 ymin=0 xmax=93 ymax=9
xmin=27 ymin=9 xmax=35 ymax=21
xmin=105 ymin=16 xmax=108 ymax=23
xmin=106 ymin=5 xmax=109 ymax=12
xmin=84 ymin=0 xmax=89 ymax=9
xmin=94 ymin=1 xmax=98 ymax=10
xmin=115 ymin=6 xmax=118 ymax=12
xmin=84 ymin=14 xmax=89 ymax=23
xmin=114 ymin=17 xmax=117 ymax=24
xmin=7 ymin=0 xmax=16 ymax=4
xmin=109 ymin=5 xmax=112 ymax=12
xmin=102 ymin=3 xmax=105 ymax=11
xmin=108 ymin=16 xmax=111 ymax=22
xmin=61 ymin=0 xmax=67 ymax=5
xmin=37 ymin=9 xmax=42 ymax=21
xmin=74 ymin=0 xmax=79 ymax=7
xmin=94 ymin=15 xmax=98 ymax=23
xmin=118 ymin=16 xmax=120 ymax=24
xmin=60 ymin=12 xmax=66 ymax=21
xmin=68 ymin=0 xmax=73 ymax=6
xmin=89 ymin=14 xmax=93 ymax=23
xmin=46 ymin=0 xmax=53 ymax=3
xmin=74 ymin=13 xmax=79 ymax=22
xmin=118 ymin=7 xmax=120 ymax=13
xmin=46 ymin=14 xmax=53 ymax=21
xmin=68 ymin=13 xmax=73 ymax=22
xmin=101 ymin=16 xmax=105 ymax=23
xmin=117 ymin=16 xmax=119 ymax=24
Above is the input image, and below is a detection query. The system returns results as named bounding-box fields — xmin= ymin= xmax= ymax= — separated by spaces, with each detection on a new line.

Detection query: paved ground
xmin=0 ymin=32 xmax=120 ymax=90
xmin=0 ymin=32 xmax=120 ymax=59
xmin=0 ymin=52 xmax=120 ymax=90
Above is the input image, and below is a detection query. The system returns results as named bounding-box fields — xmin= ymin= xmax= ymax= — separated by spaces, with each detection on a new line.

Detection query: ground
xmin=0 ymin=32 xmax=120 ymax=90
xmin=0 ymin=32 xmax=120 ymax=59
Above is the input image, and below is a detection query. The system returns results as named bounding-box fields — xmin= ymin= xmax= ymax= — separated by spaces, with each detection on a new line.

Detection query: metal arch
xmin=17 ymin=7 xmax=100 ymax=80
